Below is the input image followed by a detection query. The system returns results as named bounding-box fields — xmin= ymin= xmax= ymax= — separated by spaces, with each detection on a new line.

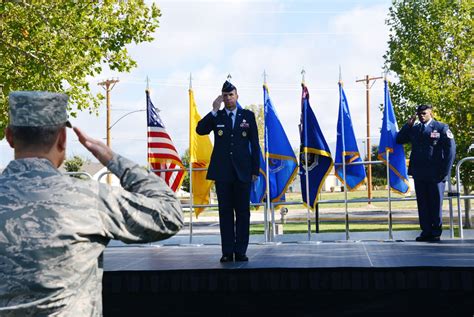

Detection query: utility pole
xmin=356 ymin=75 xmax=382 ymax=204
xmin=98 ymin=78 xmax=119 ymax=184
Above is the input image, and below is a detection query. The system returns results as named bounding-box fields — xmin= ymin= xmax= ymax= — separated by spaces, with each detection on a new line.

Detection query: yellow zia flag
xmin=189 ymin=88 xmax=214 ymax=217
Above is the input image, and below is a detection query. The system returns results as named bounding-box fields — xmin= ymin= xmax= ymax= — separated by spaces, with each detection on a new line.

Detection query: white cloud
xmin=0 ymin=0 xmax=392 ymax=168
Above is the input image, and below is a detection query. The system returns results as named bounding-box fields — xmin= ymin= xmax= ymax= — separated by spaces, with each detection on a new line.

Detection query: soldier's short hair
xmin=9 ymin=124 xmax=65 ymax=152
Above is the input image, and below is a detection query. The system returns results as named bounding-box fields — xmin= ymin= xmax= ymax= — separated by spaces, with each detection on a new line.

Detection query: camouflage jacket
xmin=0 ymin=154 xmax=183 ymax=316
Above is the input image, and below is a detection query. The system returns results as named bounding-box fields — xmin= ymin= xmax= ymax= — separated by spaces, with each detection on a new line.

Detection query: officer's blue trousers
xmin=414 ymin=179 xmax=446 ymax=237
xmin=215 ymin=180 xmax=251 ymax=256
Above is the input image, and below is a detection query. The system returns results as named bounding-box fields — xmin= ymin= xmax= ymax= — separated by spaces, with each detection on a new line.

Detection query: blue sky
xmin=0 ymin=0 xmax=393 ymax=168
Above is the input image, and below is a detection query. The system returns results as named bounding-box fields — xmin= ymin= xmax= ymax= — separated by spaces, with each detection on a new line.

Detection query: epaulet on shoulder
xmin=437 ymin=120 xmax=448 ymax=130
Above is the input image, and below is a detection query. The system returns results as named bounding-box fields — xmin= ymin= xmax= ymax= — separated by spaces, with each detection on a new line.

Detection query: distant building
xmin=60 ymin=161 xmax=120 ymax=186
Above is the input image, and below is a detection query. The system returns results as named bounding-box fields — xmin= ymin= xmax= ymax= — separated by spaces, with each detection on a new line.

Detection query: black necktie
xmin=228 ymin=112 xmax=234 ymax=128
xmin=420 ymin=124 xmax=425 ymax=133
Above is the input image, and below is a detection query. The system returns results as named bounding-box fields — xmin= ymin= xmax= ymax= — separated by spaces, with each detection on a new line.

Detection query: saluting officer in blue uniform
xmin=196 ymin=81 xmax=260 ymax=262
xmin=396 ymin=104 xmax=456 ymax=241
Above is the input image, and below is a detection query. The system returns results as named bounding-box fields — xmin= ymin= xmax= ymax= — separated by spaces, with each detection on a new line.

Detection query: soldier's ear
xmin=5 ymin=127 xmax=14 ymax=148
xmin=57 ymin=127 xmax=67 ymax=152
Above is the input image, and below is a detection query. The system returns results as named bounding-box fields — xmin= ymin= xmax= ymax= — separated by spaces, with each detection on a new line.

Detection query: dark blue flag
xmin=378 ymin=80 xmax=410 ymax=194
xmin=250 ymin=150 xmax=267 ymax=204
xmin=237 ymin=101 xmax=267 ymax=204
xmin=299 ymin=84 xmax=334 ymax=210
xmin=236 ymin=102 xmax=267 ymax=204
xmin=335 ymin=83 xmax=366 ymax=190
xmin=264 ymin=85 xmax=298 ymax=202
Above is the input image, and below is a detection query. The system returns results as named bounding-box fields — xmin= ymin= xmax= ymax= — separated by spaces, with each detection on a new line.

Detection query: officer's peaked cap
xmin=222 ymin=81 xmax=237 ymax=93
xmin=416 ymin=104 xmax=432 ymax=112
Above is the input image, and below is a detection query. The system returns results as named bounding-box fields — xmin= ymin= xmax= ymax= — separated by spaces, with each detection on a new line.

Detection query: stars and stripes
xmin=147 ymin=90 xmax=185 ymax=192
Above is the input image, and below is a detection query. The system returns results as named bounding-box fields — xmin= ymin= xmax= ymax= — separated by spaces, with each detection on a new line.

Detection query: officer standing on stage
xmin=0 ymin=91 xmax=183 ymax=315
xmin=196 ymin=81 xmax=259 ymax=262
xmin=396 ymin=104 xmax=456 ymax=241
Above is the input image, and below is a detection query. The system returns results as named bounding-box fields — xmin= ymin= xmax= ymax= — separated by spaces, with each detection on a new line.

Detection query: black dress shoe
xmin=416 ymin=235 xmax=432 ymax=242
xmin=416 ymin=235 xmax=440 ymax=242
xmin=220 ymin=254 xmax=233 ymax=263
xmin=234 ymin=254 xmax=248 ymax=262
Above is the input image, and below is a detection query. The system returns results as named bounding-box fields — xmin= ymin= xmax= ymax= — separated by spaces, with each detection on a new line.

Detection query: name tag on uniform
xmin=430 ymin=132 xmax=440 ymax=138
xmin=217 ymin=124 xmax=225 ymax=127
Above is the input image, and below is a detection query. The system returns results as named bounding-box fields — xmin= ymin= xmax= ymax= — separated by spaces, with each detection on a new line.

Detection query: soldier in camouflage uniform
xmin=0 ymin=91 xmax=184 ymax=316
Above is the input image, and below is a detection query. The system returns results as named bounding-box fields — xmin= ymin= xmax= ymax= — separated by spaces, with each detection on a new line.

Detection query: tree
xmin=181 ymin=149 xmax=190 ymax=193
xmin=244 ymin=104 xmax=264 ymax=150
xmin=63 ymin=155 xmax=86 ymax=179
xmin=0 ymin=1 xmax=160 ymax=139
xmin=384 ymin=0 xmax=473 ymax=227
xmin=369 ymin=145 xmax=387 ymax=189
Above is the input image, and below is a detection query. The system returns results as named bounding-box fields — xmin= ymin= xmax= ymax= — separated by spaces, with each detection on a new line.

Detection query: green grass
xmin=249 ymin=222 xmax=455 ymax=235
xmin=274 ymin=190 xmax=461 ymax=210
xmin=186 ymin=189 xmax=461 ymax=218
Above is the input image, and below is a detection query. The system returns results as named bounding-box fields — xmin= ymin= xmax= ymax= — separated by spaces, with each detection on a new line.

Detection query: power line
xmin=92 ymin=77 xmax=386 ymax=91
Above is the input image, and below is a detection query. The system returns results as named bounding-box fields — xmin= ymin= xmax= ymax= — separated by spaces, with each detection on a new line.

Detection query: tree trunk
xmin=464 ymin=185 xmax=472 ymax=229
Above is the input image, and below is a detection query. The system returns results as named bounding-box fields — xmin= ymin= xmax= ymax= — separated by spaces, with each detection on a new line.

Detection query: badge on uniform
xmin=240 ymin=119 xmax=249 ymax=128
xmin=242 ymin=131 xmax=247 ymax=137
xmin=218 ymin=130 xmax=223 ymax=136
xmin=430 ymin=130 xmax=440 ymax=139
xmin=446 ymin=129 xmax=454 ymax=139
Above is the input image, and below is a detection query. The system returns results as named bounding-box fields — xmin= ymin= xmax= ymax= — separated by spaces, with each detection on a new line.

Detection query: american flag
xmin=146 ymin=90 xmax=185 ymax=192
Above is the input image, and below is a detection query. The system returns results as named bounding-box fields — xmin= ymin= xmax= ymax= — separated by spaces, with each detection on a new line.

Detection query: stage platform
xmin=103 ymin=239 xmax=474 ymax=316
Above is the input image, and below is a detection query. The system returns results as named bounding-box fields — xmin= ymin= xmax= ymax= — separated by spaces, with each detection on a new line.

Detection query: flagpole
xmin=146 ymin=76 xmax=151 ymax=177
xmin=386 ymin=149 xmax=393 ymax=240
xmin=264 ymin=106 xmax=271 ymax=242
xmin=339 ymin=71 xmax=350 ymax=241
xmin=384 ymin=75 xmax=394 ymax=241
xmin=146 ymin=78 xmax=151 ymax=175
xmin=263 ymin=72 xmax=271 ymax=242
xmin=145 ymin=80 xmax=156 ymax=248
xmin=301 ymin=71 xmax=312 ymax=242
xmin=188 ymin=73 xmax=195 ymax=245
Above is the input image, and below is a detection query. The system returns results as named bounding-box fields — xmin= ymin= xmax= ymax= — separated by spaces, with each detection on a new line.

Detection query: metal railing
xmin=454 ymin=156 xmax=474 ymax=239
xmin=85 ymin=157 xmax=472 ymax=242
xmin=64 ymin=172 xmax=93 ymax=179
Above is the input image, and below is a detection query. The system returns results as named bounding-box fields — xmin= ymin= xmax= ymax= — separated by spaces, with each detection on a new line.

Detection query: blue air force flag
xmin=377 ymin=80 xmax=410 ymax=194
xmin=299 ymin=84 xmax=334 ymax=210
xmin=264 ymin=85 xmax=298 ymax=202
xmin=335 ymin=83 xmax=366 ymax=191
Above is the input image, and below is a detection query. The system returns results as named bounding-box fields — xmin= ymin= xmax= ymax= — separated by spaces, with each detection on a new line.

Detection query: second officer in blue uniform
xmin=396 ymin=104 xmax=456 ymax=241
xmin=196 ymin=81 xmax=260 ymax=262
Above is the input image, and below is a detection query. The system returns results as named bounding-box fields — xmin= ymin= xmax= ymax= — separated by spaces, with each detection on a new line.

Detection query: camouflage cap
xmin=9 ymin=91 xmax=71 ymax=127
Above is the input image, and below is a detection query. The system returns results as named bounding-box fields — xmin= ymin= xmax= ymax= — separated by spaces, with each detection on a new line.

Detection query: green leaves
xmin=0 ymin=1 xmax=160 ymax=139
xmin=385 ymin=0 xmax=473 ymax=189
